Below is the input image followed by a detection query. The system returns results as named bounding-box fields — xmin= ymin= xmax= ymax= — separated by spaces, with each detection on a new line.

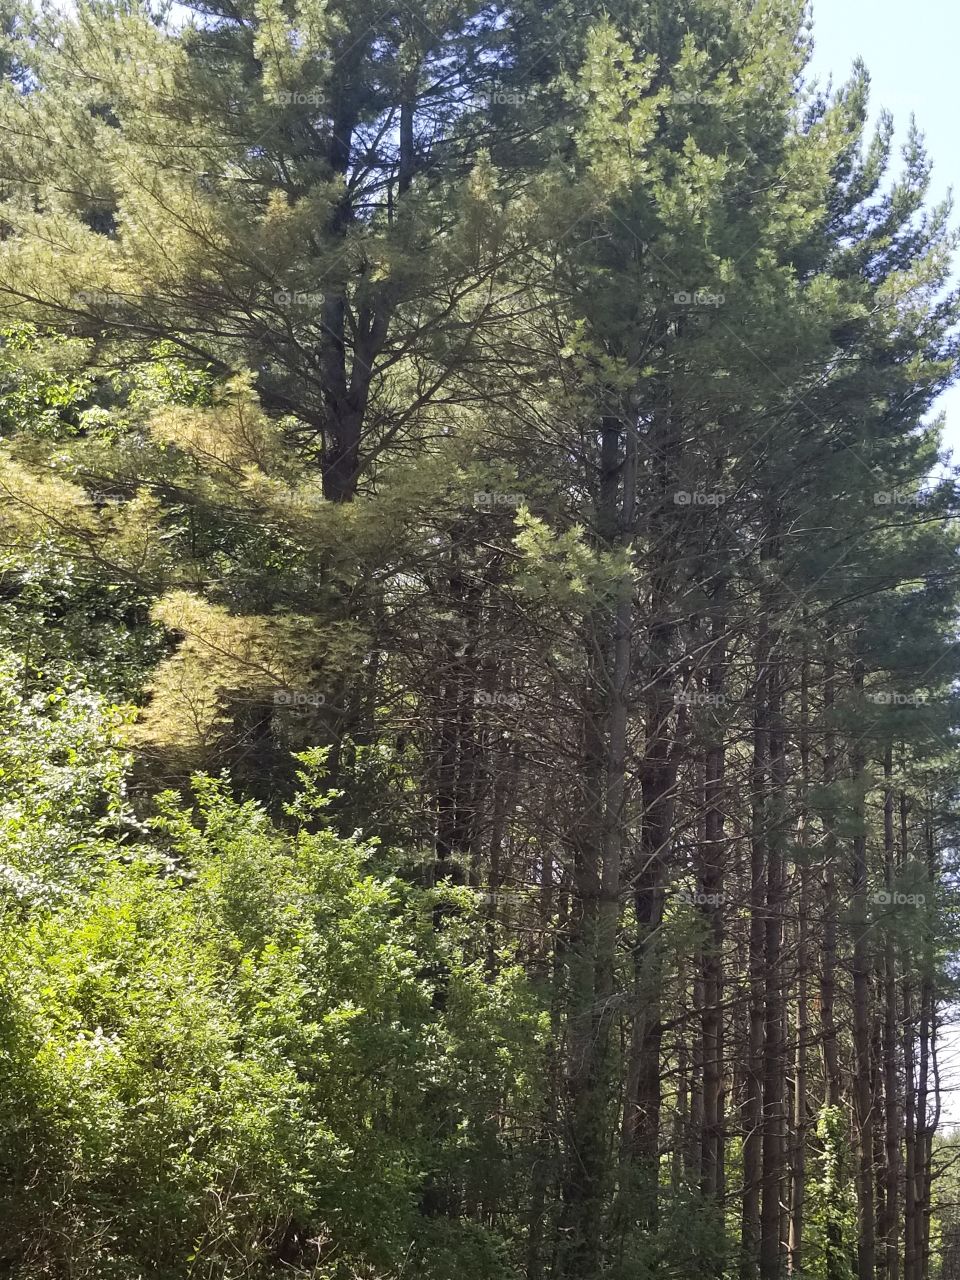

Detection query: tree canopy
xmin=1 ymin=1 xmax=960 ymax=1278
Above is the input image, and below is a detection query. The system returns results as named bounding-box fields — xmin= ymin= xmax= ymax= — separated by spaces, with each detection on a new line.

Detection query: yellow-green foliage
xmin=137 ymin=590 xmax=362 ymax=766
xmin=0 ymin=450 xmax=173 ymax=585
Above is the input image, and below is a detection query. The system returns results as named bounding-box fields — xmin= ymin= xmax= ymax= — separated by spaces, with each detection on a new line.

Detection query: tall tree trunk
xmin=740 ymin=623 xmax=769 ymax=1280
xmin=760 ymin=596 xmax=787 ymax=1280
xmin=700 ymin=578 xmax=727 ymax=1232
xmin=557 ymin=411 xmax=636 ymax=1279
xmin=904 ymin=971 xmax=919 ymax=1280
xmin=917 ymin=812 xmax=938 ymax=1280
xmin=819 ymin=640 xmax=842 ymax=1109
xmin=880 ymin=745 xmax=900 ymax=1280
xmin=788 ymin=640 xmax=811 ymax=1275
xmin=622 ymin=403 xmax=679 ymax=1232
xmin=850 ymin=657 xmax=876 ymax=1280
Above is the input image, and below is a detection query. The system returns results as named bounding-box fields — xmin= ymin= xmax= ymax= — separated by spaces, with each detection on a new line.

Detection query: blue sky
xmin=807 ymin=0 xmax=960 ymax=463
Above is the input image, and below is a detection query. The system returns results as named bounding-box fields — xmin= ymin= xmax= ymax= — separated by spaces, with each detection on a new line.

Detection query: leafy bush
xmin=0 ymin=712 xmax=545 ymax=1278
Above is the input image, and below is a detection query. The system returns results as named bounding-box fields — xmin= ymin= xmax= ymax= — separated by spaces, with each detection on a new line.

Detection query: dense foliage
xmin=1 ymin=0 xmax=960 ymax=1277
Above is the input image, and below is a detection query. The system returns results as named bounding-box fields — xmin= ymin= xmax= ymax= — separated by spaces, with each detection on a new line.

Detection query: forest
xmin=1 ymin=0 xmax=960 ymax=1276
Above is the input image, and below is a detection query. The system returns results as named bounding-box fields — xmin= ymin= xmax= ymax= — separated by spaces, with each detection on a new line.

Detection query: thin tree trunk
xmin=880 ymin=746 xmax=900 ymax=1280
xmin=851 ymin=656 xmax=876 ymax=1280
xmin=740 ymin=624 xmax=769 ymax=1280
xmin=788 ymin=640 xmax=811 ymax=1275
xmin=760 ymin=598 xmax=787 ymax=1280
xmin=700 ymin=579 xmax=728 ymax=1233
